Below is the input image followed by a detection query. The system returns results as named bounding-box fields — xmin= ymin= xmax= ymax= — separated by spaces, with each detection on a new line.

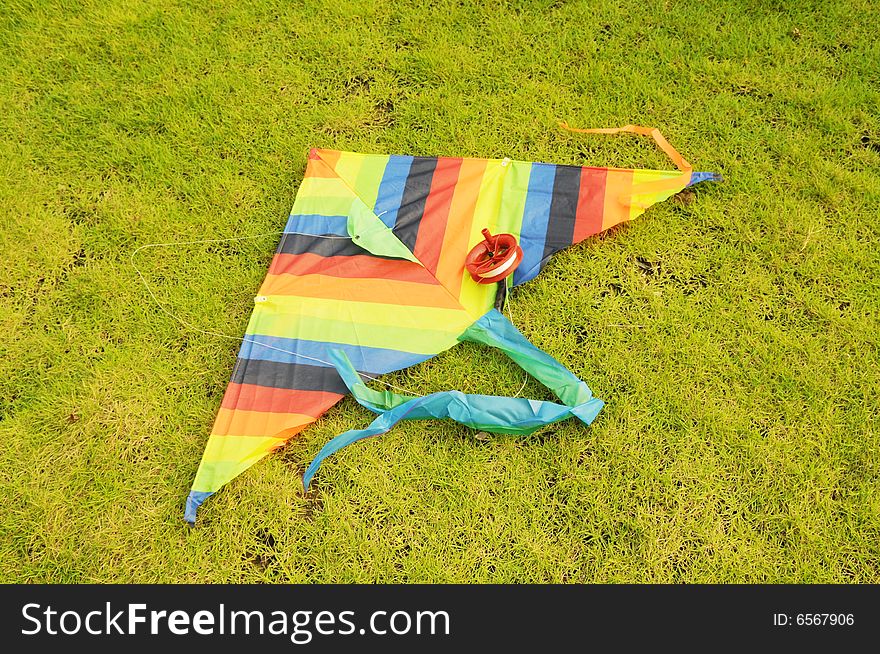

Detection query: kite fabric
xmin=185 ymin=125 xmax=719 ymax=523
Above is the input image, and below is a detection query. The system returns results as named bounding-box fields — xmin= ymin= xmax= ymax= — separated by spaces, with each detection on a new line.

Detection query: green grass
xmin=2 ymin=0 xmax=879 ymax=583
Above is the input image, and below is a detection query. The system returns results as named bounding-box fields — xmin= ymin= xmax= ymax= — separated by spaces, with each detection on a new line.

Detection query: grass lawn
xmin=2 ymin=0 xmax=879 ymax=583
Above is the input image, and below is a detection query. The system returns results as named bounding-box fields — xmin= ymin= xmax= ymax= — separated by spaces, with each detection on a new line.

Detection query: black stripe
xmin=542 ymin=165 xmax=581 ymax=261
xmin=276 ymin=232 xmax=395 ymax=259
xmin=393 ymin=156 xmax=438 ymax=252
xmin=230 ymin=358 xmax=377 ymax=395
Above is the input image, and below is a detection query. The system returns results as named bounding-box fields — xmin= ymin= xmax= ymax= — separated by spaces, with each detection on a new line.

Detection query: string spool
xmin=465 ymin=228 xmax=523 ymax=284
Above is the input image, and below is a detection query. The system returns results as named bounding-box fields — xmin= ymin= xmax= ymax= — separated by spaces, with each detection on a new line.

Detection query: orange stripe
xmin=434 ymin=158 xmax=488 ymax=299
xmin=220 ymin=384 xmax=342 ymax=416
xmin=268 ymin=252 xmax=440 ymax=285
xmin=212 ymin=407 xmax=315 ymax=438
xmin=601 ymin=169 xmax=634 ymax=231
xmin=314 ymin=148 xmax=342 ymax=171
xmin=260 ymin=272 xmax=464 ymax=309
xmin=303 ymin=153 xmax=338 ymax=179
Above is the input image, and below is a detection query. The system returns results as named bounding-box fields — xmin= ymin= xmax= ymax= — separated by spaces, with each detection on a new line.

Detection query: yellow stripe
xmin=212 ymin=408 xmax=315 ymax=437
xmin=296 ymin=176 xmax=356 ymax=199
xmin=333 ymin=152 xmax=365 ymax=195
xmin=246 ymin=304 xmax=467 ymax=354
xmin=459 ymin=159 xmax=507 ymax=315
xmin=191 ymin=435 xmax=288 ymax=493
xmin=354 ymin=154 xmax=390 ymax=209
xmin=323 ymin=152 xmax=391 ymax=210
xmin=263 ymin=294 xmax=471 ymax=331
xmin=291 ymin=177 xmax=359 ymax=217
xmin=496 ymin=160 xmax=531 ymax=241
xmin=628 ymin=170 xmax=688 ymax=220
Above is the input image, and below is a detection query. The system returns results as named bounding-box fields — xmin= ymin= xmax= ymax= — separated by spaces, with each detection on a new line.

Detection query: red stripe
xmin=413 ymin=157 xmax=463 ymax=274
xmin=268 ymin=252 xmax=440 ymax=285
xmin=221 ymin=382 xmax=343 ymax=416
xmin=573 ymin=167 xmax=608 ymax=243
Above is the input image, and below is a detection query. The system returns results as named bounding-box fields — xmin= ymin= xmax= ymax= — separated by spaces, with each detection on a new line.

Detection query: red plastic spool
xmin=465 ymin=228 xmax=524 ymax=284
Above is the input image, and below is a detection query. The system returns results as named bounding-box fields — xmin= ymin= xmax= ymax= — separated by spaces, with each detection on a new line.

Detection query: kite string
xmin=130 ymin=230 xmax=421 ymax=397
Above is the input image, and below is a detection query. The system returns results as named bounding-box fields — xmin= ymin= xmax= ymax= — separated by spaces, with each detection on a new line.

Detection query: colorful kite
xmin=184 ymin=125 xmax=719 ymax=523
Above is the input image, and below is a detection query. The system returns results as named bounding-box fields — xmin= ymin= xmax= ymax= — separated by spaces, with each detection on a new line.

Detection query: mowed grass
xmin=2 ymin=0 xmax=879 ymax=583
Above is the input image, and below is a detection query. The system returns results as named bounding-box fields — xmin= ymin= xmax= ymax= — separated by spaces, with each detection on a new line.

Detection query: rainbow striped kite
xmin=185 ymin=125 xmax=719 ymax=523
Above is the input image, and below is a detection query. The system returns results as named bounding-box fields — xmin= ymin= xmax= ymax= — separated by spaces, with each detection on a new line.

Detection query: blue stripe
xmin=238 ymin=334 xmax=430 ymax=373
xmin=513 ymin=163 xmax=557 ymax=286
xmin=284 ymin=214 xmax=349 ymax=236
xmin=373 ymin=155 xmax=414 ymax=228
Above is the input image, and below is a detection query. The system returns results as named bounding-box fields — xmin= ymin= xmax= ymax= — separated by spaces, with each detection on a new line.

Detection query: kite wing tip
xmin=689 ymin=171 xmax=724 ymax=186
xmin=184 ymin=490 xmax=213 ymax=526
